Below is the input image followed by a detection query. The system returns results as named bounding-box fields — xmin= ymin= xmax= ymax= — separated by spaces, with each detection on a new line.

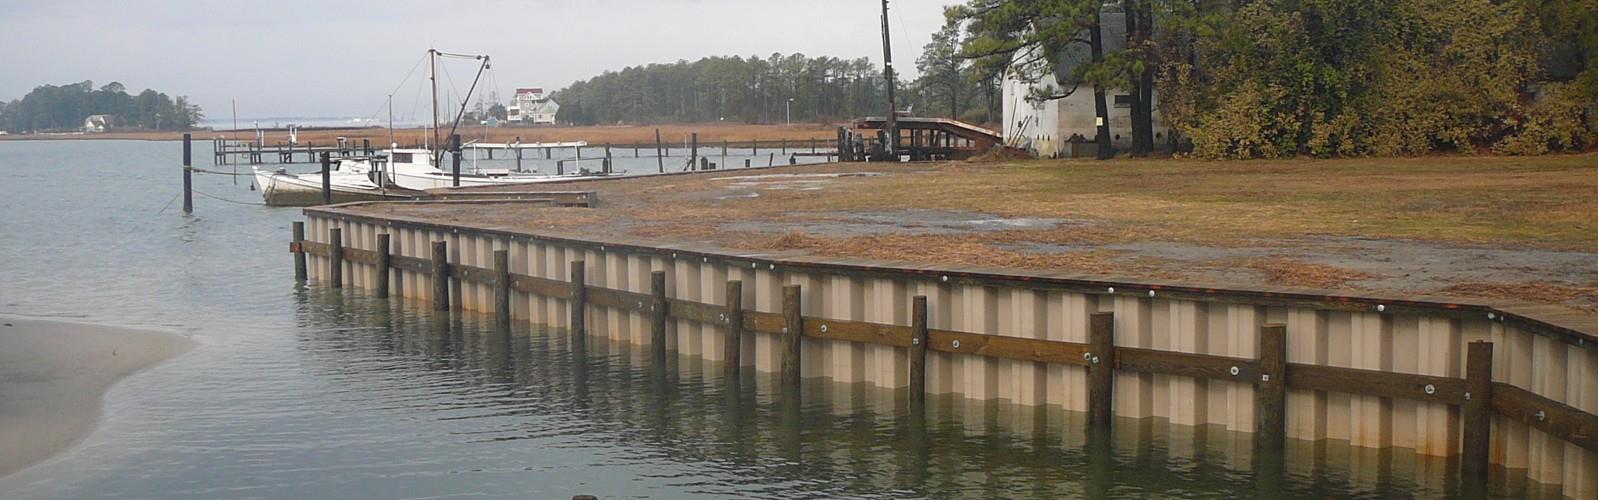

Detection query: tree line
xmin=551 ymin=53 xmax=1001 ymax=127
xmin=0 ymin=81 xmax=204 ymax=133
xmin=945 ymin=0 xmax=1598 ymax=158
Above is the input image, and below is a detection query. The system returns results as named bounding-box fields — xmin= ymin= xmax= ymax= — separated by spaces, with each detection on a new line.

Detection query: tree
xmin=917 ymin=23 xmax=967 ymax=119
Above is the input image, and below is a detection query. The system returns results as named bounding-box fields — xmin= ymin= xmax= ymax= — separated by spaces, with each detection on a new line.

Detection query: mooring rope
xmin=191 ymin=189 xmax=268 ymax=206
xmin=188 ymin=167 xmax=256 ymax=177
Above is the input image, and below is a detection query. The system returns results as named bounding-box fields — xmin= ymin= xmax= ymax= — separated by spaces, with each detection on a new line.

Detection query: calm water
xmin=0 ymin=140 xmax=1471 ymax=498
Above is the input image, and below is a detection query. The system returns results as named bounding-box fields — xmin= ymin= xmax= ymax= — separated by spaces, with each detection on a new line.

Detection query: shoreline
xmin=0 ymin=315 xmax=194 ymax=478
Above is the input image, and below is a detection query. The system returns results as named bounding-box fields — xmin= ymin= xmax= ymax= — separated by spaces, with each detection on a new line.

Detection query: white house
xmin=1002 ymin=10 xmax=1168 ymax=158
xmin=83 ymin=114 xmax=113 ymax=133
xmin=507 ymin=87 xmax=559 ymax=124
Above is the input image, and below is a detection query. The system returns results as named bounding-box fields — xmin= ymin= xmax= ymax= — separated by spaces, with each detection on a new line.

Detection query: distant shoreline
xmin=0 ymin=315 xmax=194 ymax=478
xmin=0 ymin=123 xmax=843 ymax=146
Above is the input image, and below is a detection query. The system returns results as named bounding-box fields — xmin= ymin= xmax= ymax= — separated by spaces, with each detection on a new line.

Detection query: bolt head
xmin=1261 ymin=374 xmax=1270 ymax=382
xmin=1107 ymin=287 xmax=1116 ymax=294
xmin=912 ymin=337 xmax=920 ymax=345
xmin=820 ymin=324 xmax=828 ymax=333
xmin=1424 ymin=384 xmax=1436 ymax=395
xmin=1229 ymin=366 xmax=1240 ymax=376
xmin=1147 ymin=290 xmax=1156 ymax=297
xmin=1536 ymin=410 xmax=1547 ymax=421
xmin=952 ymin=339 xmax=961 ymax=348
xmin=1377 ymin=304 xmax=1386 ymax=312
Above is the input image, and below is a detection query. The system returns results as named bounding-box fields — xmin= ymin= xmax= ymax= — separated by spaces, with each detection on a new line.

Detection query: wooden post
xmin=515 ymin=139 xmax=523 ymax=172
xmin=494 ymin=249 xmax=511 ymax=327
xmin=1088 ymin=311 xmax=1115 ymax=427
xmin=781 ymin=138 xmax=787 ymax=153
xmin=569 ymin=260 xmax=587 ymax=339
xmin=654 ymin=128 xmax=665 ymax=173
xmin=292 ymin=221 xmax=307 ymax=282
xmin=375 ymin=233 xmax=391 ymax=298
xmin=1256 ymin=323 xmax=1288 ymax=452
xmin=752 ymin=139 xmax=758 ymax=156
xmin=430 ymin=241 xmax=449 ymax=311
xmin=1462 ymin=341 xmax=1495 ymax=478
xmin=781 ymin=284 xmax=803 ymax=390
xmin=181 ymin=133 xmax=193 ymax=213
xmin=909 ymin=295 xmax=929 ymax=406
xmin=768 ymin=152 xmax=775 ymax=167
xmin=450 ymin=134 xmax=461 ymax=187
xmin=689 ymin=133 xmax=698 ymax=171
xmin=744 ymin=159 xmax=751 ymax=168
xmin=723 ymin=280 xmax=743 ymax=380
xmin=650 ymin=270 xmax=668 ymax=360
xmin=320 ymin=152 xmax=332 ymax=205
xmin=328 ymin=228 xmax=343 ymax=289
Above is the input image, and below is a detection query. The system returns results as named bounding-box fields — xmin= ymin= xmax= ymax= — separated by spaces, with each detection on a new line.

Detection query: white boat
xmin=374 ymin=148 xmax=622 ymax=190
xmin=253 ymin=157 xmax=418 ymax=206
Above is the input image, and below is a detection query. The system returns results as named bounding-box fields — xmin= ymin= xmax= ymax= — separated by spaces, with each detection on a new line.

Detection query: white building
xmin=1002 ymin=10 xmax=1168 ymax=158
xmin=507 ymin=87 xmax=559 ymax=124
xmin=83 ymin=114 xmax=112 ymax=133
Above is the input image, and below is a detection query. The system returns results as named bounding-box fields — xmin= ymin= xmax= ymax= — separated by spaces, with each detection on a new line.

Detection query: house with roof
xmin=507 ymin=87 xmax=559 ymax=125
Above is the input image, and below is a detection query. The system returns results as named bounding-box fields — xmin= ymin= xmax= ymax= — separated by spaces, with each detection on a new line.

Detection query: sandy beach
xmin=0 ymin=316 xmax=193 ymax=477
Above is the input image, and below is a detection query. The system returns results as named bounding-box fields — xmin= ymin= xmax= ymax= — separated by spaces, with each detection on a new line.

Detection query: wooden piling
xmin=320 ymin=152 xmax=332 ymax=205
xmin=375 ymin=233 xmax=391 ymax=298
xmin=781 ymin=284 xmax=802 ymax=390
xmin=292 ymin=221 xmax=307 ymax=282
xmin=651 ymin=270 xmax=668 ymax=360
xmin=450 ymin=134 xmax=462 ymax=187
xmin=328 ymin=228 xmax=343 ymax=289
xmin=494 ymin=249 xmax=511 ymax=327
xmin=744 ymin=159 xmax=751 ymax=168
xmin=1088 ymin=311 xmax=1115 ymax=427
xmin=909 ymin=295 xmax=929 ymax=405
xmin=723 ymin=280 xmax=744 ymax=380
xmin=182 ymin=133 xmax=193 ymax=213
xmin=430 ymin=241 xmax=449 ymax=311
xmin=1256 ymin=323 xmax=1288 ymax=452
xmin=569 ymin=260 xmax=587 ymax=338
xmin=1462 ymin=341 xmax=1495 ymax=478
xmin=654 ymin=128 xmax=665 ymax=173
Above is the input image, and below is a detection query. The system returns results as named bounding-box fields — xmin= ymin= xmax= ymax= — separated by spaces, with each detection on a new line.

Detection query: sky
xmin=0 ymin=0 xmax=949 ymax=121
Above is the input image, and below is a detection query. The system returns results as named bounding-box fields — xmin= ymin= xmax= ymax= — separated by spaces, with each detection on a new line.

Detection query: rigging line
xmin=362 ymin=52 xmax=429 ymax=122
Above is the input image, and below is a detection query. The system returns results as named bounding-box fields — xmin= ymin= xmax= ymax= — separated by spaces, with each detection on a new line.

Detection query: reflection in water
xmin=294 ymin=288 xmax=1455 ymax=499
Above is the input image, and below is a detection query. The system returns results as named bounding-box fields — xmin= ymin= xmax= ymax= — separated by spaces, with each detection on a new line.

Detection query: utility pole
xmin=880 ymin=0 xmax=897 ymax=157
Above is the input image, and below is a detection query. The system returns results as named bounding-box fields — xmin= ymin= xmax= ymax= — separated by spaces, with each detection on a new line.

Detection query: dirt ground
xmin=0 ymin=123 xmax=841 ymax=146
xmin=351 ymin=154 xmax=1598 ymax=311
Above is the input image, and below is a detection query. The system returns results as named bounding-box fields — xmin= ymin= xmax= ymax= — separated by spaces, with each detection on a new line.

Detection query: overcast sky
xmin=0 ymin=0 xmax=949 ymax=121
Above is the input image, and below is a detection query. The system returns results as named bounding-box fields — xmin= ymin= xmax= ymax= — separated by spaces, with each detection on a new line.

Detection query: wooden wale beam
xmin=293 ymin=235 xmax=1598 ymax=457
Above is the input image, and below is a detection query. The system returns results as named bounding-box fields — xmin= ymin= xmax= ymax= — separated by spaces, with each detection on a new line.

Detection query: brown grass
xmin=1437 ymin=282 xmax=1598 ymax=312
xmin=1222 ymin=257 xmax=1376 ymax=290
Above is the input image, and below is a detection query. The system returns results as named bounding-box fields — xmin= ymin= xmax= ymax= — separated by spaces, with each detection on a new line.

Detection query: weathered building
xmin=507 ymin=87 xmax=559 ymax=125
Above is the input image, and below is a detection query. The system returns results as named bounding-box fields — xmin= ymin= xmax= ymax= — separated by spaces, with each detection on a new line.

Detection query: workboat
xmin=252 ymin=157 xmax=419 ymax=206
xmin=375 ymin=148 xmax=621 ymax=190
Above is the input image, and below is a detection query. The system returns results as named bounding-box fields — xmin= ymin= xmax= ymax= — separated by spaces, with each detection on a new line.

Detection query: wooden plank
xmin=781 ymin=285 xmax=802 ymax=389
xmin=391 ymin=255 xmax=430 ymax=274
xmin=806 ymin=318 xmax=913 ymax=348
xmin=1257 ymin=323 xmax=1287 ymax=452
xmin=667 ymin=298 xmax=723 ymax=324
xmin=586 ymin=286 xmax=650 ymax=312
xmin=744 ymin=310 xmax=784 ymax=334
xmin=1116 ymin=347 xmax=1259 ymax=382
xmin=1461 ymin=341 xmax=1494 ymax=477
xmin=1490 ymin=382 xmax=1598 ymax=453
xmin=510 ymin=274 xmax=572 ymax=300
xmin=1286 ymin=364 xmax=1467 ymax=405
xmin=927 ymin=329 xmax=1090 ymax=365
xmin=1088 ymin=312 xmax=1114 ymax=427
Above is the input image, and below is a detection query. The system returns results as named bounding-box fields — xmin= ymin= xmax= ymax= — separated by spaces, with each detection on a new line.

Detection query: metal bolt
xmin=820 ymin=324 xmax=829 ymax=333
xmin=1487 ymin=312 xmax=1496 ymax=320
xmin=1083 ymin=352 xmax=1093 ymax=361
xmin=1229 ymin=366 xmax=1240 ymax=376
xmin=781 ymin=327 xmax=788 ymax=334
xmin=672 ymin=253 xmax=678 ymax=258
xmin=769 ymin=264 xmax=776 ymax=270
xmin=718 ymin=313 xmax=727 ymax=322
xmin=1536 ymin=410 xmax=1546 ymax=421
xmin=1377 ymin=304 xmax=1386 ymax=312
xmin=1261 ymin=374 xmax=1270 ymax=382
xmin=1464 ymin=392 xmax=1471 ymax=401
xmin=1424 ymin=384 xmax=1436 ymax=395
xmin=1091 ymin=355 xmax=1100 ymax=364
xmin=952 ymin=340 xmax=961 ymax=349
xmin=941 ymin=275 xmax=949 ymax=282
xmin=751 ymin=262 xmax=758 ymax=268
xmin=702 ymin=257 xmax=708 ymax=263
xmin=1107 ymin=287 xmax=1116 ymax=294
xmin=912 ymin=337 xmax=920 ymax=345
xmin=1148 ymin=290 xmax=1156 ymax=297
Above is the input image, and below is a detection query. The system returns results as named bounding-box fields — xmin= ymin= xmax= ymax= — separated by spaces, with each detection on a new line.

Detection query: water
xmin=0 ymin=140 xmax=1469 ymax=498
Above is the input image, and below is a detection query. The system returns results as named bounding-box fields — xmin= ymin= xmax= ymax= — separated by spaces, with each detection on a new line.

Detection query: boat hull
xmin=254 ymin=170 xmax=416 ymax=206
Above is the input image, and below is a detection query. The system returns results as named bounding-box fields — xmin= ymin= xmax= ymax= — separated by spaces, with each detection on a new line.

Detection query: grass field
xmin=358 ymin=153 xmax=1598 ymax=310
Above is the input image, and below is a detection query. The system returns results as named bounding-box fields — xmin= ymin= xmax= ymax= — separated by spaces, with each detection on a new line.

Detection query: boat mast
xmin=430 ymin=48 xmax=441 ymax=167
xmin=881 ymin=0 xmax=897 ymax=156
